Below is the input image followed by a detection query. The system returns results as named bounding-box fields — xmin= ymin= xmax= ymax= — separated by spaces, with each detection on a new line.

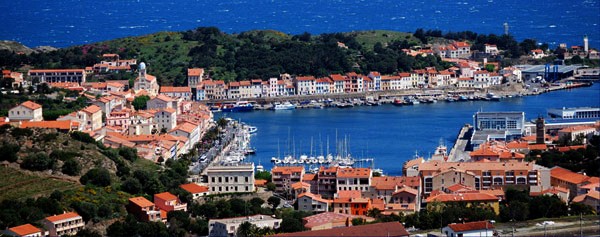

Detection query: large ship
xmin=222 ymin=101 xmax=254 ymax=112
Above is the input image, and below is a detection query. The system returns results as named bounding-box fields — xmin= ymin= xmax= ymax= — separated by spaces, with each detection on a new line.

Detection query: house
xmin=333 ymin=190 xmax=371 ymax=215
xmin=160 ymin=86 xmax=192 ymax=100
xmin=4 ymin=224 xmax=43 ymax=237
xmin=133 ymin=62 xmax=159 ymax=96
xmin=530 ymin=49 xmax=546 ymax=59
xmin=273 ymin=221 xmax=409 ymax=237
xmin=169 ymin=122 xmax=200 ymax=150
xmin=302 ymin=212 xmax=375 ymax=231
xmin=315 ymin=77 xmax=332 ymax=94
xmin=297 ymin=192 xmax=330 ymax=213
xmin=271 ymin=166 xmax=305 ymax=194
xmin=295 ymin=76 xmax=316 ymax=95
xmin=28 ymin=69 xmax=86 ymax=84
xmin=485 ymin=44 xmax=499 ymax=55
xmin=389 ymin=185 xmax=420 ymax=214
xmin=147 ymin=94 xmax=177 ymax=111
xmin=154 ymin=192 xmax=187 ymax=212
xmin=550 ymin=166 xmax=599 ymax=199
xmin=81 ymin=105 xmax=102 ymax=131
xmin=206 ymin=163 xmax=255 ymax=194
xmin=530 ymin=186 xmax=570 ymax=203
xmin=208 ymin=215 xmax=282 ymax=237
xmin=572 ymin=190 xmax=600 ymax=213
xmin=316 ymin=166 xmax=339 ymax=198
xmin=442 ymin=221 xmax=495 ymax=237
xmin=346 ymin=72 xmax=364 ymax=93
xmin=154 ymin=108 xmax=177 ymax=132
xmin=8 ymin=101 xmax=43 ymax=122
xmin=557 ymin=125 xmax=596 ymax=142
xmin=329 ymin=74 xmax=346 ymax=94
xmin=367 ymin=176 xmax=421 ymax=203
xmin=127 ymin=197 xmax=164 ymax=222
xmin=187 ymin=68 xmax=204 ymax=88
xmin=291 ymin=181 xmax=311 ymax=199
xmin=180 ymin=183 xmax=210 ymax=199
xmin=336 ymin=168 xmax=372 ymax=192
xmin=368 ymin=71 xmax=382 ymax=91
xmin=42 ymin=212 xmax=84 ymax=237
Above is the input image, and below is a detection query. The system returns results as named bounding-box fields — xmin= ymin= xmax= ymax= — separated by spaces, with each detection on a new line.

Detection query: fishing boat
xmin=458 ymin=95 xmax=469 ymax=101
xmin=336 ymin=102 xmax=354 ymax=108
xmin=486 ymin=93 xmax=501 ymax=101
xmin=246 ymin=125 xmax=258 ymax=134
xmin=392 ymin=98 xmax=404 ymax=106
xmin=273 ymin=101 xmax=296 ymax=110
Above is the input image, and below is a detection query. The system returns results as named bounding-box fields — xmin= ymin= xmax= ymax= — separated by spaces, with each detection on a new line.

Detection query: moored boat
xmin=273 ymin=101 xmax=296 ymax=110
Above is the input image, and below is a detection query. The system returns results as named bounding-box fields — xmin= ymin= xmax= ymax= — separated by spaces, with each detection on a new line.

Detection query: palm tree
xmin=237 ymin=221 xmax=257 ymax=237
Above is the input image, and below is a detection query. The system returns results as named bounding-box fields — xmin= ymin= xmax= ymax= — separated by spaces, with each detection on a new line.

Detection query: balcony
xmin=529 ymin=174 xmax=537 ymax=178
xmin=529 ymin=180 xmax=538 ymax=184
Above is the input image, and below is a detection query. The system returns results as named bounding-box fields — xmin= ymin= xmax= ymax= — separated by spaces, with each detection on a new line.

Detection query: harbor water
xmin=223 ymin=84 xmax=600 ymax=176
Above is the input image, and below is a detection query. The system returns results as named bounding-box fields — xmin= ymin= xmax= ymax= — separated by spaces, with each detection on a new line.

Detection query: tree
xmin=267 ymin=196 xmax=280 ymax=210
xmin=485 ymin=64 xmax=495 ymax=72
xmin=20 ymin=152 xmax=56 ymax=171
xmin=132 ymin=95 xmax=150 ymax=110
xmin=118 ymin=147 xmax=138 ymax=162
xmin=266 ymin=182 xmax=276 ymax=192
xmin=62 ymin=158 xmax=81 ymax=176
xmin=72 ymin=201 xmax=98 ymax=222
xmin=0 ymin=143 xmax=20 ymax=162
xmin=351 ymin=217 xmax=366 ymax=226
xmin=70 ymin=131 xmax=95 ymax=143
xmin=80 ymin=168 xmax=112 ymax=187
xmin=569 ymin=202 xmax=595 ymax=215
xmin=236 ymin=221 xmax=258 ymax=237
xmin=254 ymin=171 xmax=272 ymax=181
xmin=121 ymin=177 xmax=143 ymax=194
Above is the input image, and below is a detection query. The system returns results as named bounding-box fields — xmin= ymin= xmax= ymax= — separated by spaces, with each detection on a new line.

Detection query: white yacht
xmin=273 ymin=101 xmax=296 ymax=110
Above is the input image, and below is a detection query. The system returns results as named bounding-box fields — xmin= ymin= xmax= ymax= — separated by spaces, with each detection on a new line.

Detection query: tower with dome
xmin=133 ymin=62 xmax=159 ymax=96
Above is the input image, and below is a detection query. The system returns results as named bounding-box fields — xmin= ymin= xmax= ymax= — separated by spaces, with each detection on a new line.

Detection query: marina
xmin=223 ymin=83 xmax=600 ymax=176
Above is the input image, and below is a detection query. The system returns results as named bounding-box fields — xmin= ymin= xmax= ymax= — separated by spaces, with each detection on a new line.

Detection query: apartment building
xmin=154 ymin=192 xmax=187 ymax=212
xmin=160 ymin=86 xmax=192 ymax=100
xmin=297 ymin=192 xmax=331 ymax=213
xmin=208 ymin=215 xmax=281 ymax=237
xmin=8 ymin=101 xmax=43 ymax=122
xmin=336 ymin=168 xmax=372 ymax=192
xmin=127 ymin=197 xmax=164 ymax=222
xmin=42 ymin=212 xmax=84 ymax=237
xmin=206 ymin=163 xmax=255 ymax=194
xmin=187 ymin=68 xmax=204 ymax=88
xmin=271 ymin=166 xmax=305 ymax=194
xmin=29 ymin=69 xmax=86 ymax=84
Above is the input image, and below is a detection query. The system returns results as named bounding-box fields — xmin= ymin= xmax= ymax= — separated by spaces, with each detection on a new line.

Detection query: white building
xmin=484 ymin=44 xmax=499 ymax=55
xmin=147 ymin=94 xmax=177 ymax=111
xmin=297 ymin=192 xmax=331 ymax=213
xmin=208 ymin=215 xmax=281 ymax=237
xmin=8 ymin=101 xmax=43 ymax=122
xmin=187 ymin=68 xmax=204 ymax=88
xmin=295 ymin=76 xmax=316 ymax=95
xmin=160 ymin=86 xmax=192 ymax=101
xmin=133 ymin=62 xmax=159 ymax=96
xmin=336 ymin=168 xmax=372 ymax=192
xmin=206 ymin=163 xmax=255 ymax=194
xmin=442 ymin=221 xmax=495 ymax=237
xmin=154 ymin=108 xmax=177 ymax=132
xmin=169 ymin=122 xmax=200 ymax=150
xmin=28 ymin=69 xmax=86 ymax=84
xmin=42 ymin=212 xmax=84 ymax=237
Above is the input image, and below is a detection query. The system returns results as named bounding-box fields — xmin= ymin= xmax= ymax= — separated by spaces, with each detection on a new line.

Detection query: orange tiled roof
xmin=559 ymin=125 xmax=595 ymax=133
xmin=372 ymin=176 xmax=420 ymax=190
xmin=255 ymin=179 xmax=268 ymax=186
xmin=296 ymin=76 xmax=316 ymax=81
xmin=20 ymin=120 xmax=79 ymax=130
xmin=160 ymin=86 xmax=191 ymax=93
xmin=329 ymin=74 xmax=346 ymax=81
xmin=551 ymin=166 xmax=595 ymax=185
xmin=303 ymin=212 xmax=374 ymax=229
xmin=20 ymin=101 xmax=42 ymax=110
xmin=337 ymin=190 xmax=361 ymax=198
xmin=448 ymin=221 xmax=494 ymax=232
xmin=573 ymin=190 xmax=599 ymax=203
xmin=180 ymin=183 xmax=209 ymax=194
xmin=82 ymin=104 xmax=101 ymax=114
xmin=188 ymin=68 xmax=204 ymax=77
xmin=8 ymin=224 xmax=42 ymax=236
xmin=337 ymin=167 xmax=371 ymax=178
xmin=239 ymin=80 xmax=251 ymax=86
xmin=45 ymin=212 xmax=81 ymax=223
xmin=291 ymin=182 xmax=311 ymax=190
xmin=446 ymin=183 xmax=474 ymax=193
xmin=297 ymin=192 xmax=330 ymax=204
xmin=171 ymin=122 xmax=197 ymax=133
xmin=392 ymin=185 xmax=419 ymax=196
xmin=129 ymin=197 xmax=154 ymax=208
xmin=303 ymin=173 xmax=316 ymax=181
xmin=155 ymin=192 xmax=178 ymax=201
xmin=272 ymin=166 xmax=304 ymax=175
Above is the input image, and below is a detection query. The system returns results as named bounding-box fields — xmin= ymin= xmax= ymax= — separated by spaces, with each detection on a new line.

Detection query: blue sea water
xmin=1 ymin=0 xmax=599 ymax=48
xmin=224 ymin=84 xmax=600 ymax=176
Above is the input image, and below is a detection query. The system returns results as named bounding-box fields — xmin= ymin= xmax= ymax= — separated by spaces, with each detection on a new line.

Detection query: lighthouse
xmin=583 ymin=35 xmax=589 ymax=53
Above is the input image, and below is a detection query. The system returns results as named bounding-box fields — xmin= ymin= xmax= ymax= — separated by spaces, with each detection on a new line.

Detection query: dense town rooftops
xmin=45 ymin=212 xmax=81 ymax=223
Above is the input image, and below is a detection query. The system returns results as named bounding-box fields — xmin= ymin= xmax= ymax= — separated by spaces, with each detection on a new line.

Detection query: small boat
xmin=410 ymin=99 xmax=420 ymax=105
xmin=246 ymin=126 xmax=258 ymax=134
xmin=273 ymin=101 xmax=296 ymax=110
xmin=446 ymin=97 xmax=456 ymax=102
xmin=458 ymin=95 xmax=468 ymax=101
xmin=392 ymin=98 xmax=404 ymax=106
xmin=209 ymin=105 xmax=222 ymax=112
xmin=487 ymin=93 xmax=501 ymax=101
xmin=337 ymin=102 xmax=354 ymax=108
xmin=244 ymin=147 xmax=256 ymax=155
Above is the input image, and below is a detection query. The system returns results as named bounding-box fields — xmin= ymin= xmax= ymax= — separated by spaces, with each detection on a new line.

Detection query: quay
xmin=447 ymin=124 xmax=473 ymax=162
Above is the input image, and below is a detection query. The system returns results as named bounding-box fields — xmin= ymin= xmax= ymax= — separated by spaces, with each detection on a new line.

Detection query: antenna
xmin=503 ymin=22 xmax=509 ymax=35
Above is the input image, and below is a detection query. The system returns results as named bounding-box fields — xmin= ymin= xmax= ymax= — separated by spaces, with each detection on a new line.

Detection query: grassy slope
xmin=92 ymin=31 xmax=201 ymax=86
xmin=0 ymin=166 xmax=79 ymax=201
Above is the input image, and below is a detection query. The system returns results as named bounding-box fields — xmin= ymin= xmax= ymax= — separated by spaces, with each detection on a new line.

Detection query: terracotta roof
xmin=229 ymin=81 xmax=240 ymax=87
xmin=506 ymin=141 xmax=529 ymax=149
xmin=171 ymin=122 xmax=197 ymax=133
xmin=369 ymin=71 xmax=381 ymax=77
xmin=158 ymin=107 xmax=177 ymax=114
xmin=155 ymin=192 xmax=178 ymax=201
xmin=372 ymin=176 xmax=420 ymax=190
xmin=82 ymin=104 xmax=101 ymax=114
xmin=160 ymin=86 xmax=191 ymax=93
xmin=296 ymin=76 xmax=316 ymax=81
xmin=129 ymin=197 xmax=154 ymax=208
xmin=551 ymin=166 xmax=595 ymax=185
xmin=272 ymin=166 xmax=304 ymax=175
xmin=239 ymin=80 xmax=251 ymax=86
xmin=45 ymin=212 xmax=81 ymax=223
xmin=297 ymin=192 xmax=330 ymax=204
xmin=291 ymin=181 xmax=311 ymax=190
xmin=255 ymin=179 xmax=268 ymax=186
xmin=426 ymin=192 xmax=499 ymax=203
xmin=446 ymin=183 xmax=474 ymax=193
xmin=187 ymin=68 xmax=204 ymax=77
xmin=20 ymin=120 xmax=79 ymax=130
xmin=559 ymin=125 xmax=595 ymax=133
xmin=303 ymin=212 xmax=374 ymax=229
xmin=153 ymin=94 xmax=175 ymax=102
xmin=337 ymin=190 xmax=362 ymax=198
xmin=274 ymin=221 xmax=409 ymax=237
xmin=8 ymin=224 xmax=42 ymax=236
xmin=458 ymin=77 xmax=473 ymax=81
xmin=180 ymin=183 xmax=209 ymax=194
xmin=573 ymin=190 xmax=600 ymax=203
xmin=303 ymin=173 xmax=316 ymax=181
xmin=329 ymin=74 xmax=346 ymax=81
xmin=470 ymin=148 xmax=500 ymax=157
xmin=448 ymin=221 xmax=494 ymax=232
xmin=417 ymin=161 xmax=538 ymax=175
xmin=556 ymin=145 xmax=586 ymax=152
xmin=337 ymin=167 xmax=371 ymax=178
xmin=392 ymin=185 xmax=419 ymax=196
xmin=19 ymin=101 xmax=42 ymax=110
xmin=453 ymin=41 xmax=470 ymax=48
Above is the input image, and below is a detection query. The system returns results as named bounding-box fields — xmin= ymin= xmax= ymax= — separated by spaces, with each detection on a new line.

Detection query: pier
xmin=448 ymin=124 xmax=473 ymax=162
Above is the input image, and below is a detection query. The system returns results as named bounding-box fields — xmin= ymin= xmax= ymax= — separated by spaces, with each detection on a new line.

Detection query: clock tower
xmin=535 ymin=117 xmax=545 ymax=144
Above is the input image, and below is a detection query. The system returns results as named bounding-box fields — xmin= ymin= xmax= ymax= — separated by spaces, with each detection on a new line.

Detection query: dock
xmin=448 ymin=124 xmax=473 ymax=162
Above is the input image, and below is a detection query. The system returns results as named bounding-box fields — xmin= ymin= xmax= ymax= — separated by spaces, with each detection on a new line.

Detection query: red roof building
xmin=274 ymin=221 xmax=409 ymax=237
xmin=154 ymin=192 xmax=187 ymax=212
xmin=180 ymin=183 xmax=209 ymax=199
xmin=42 ymin=212 xmax=84 ymax=237
xmin=6 ymin=223 xmax=43 ymax=237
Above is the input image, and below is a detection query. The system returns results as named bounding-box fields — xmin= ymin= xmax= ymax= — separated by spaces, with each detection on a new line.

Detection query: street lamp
xmin=485 ymin=220 xmax=495 ymax=237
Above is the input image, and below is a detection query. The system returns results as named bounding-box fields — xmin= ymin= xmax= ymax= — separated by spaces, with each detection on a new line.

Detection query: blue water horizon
xmin=1 ymin=0 xmax=599 ymax=49
xmin=224 ymin=84 xmax=600 ymax=176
